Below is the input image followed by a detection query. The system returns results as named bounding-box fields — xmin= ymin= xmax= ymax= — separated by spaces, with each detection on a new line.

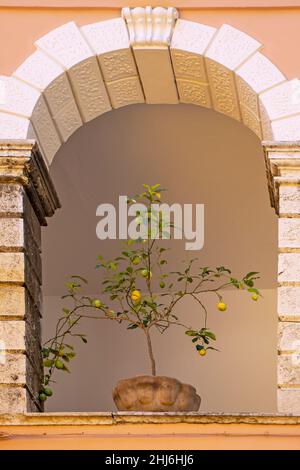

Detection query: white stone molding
xmin=122 ymin=6 xmax=178 ymax=47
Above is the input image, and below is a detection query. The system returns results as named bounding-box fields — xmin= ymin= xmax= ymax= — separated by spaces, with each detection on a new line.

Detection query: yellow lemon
xmin=131 ymin=290 xmax=141 ymax=303
xmin=141 ymin=269 xmax=152 ymax=279
xmin=217 ymin=302 xmax=227 ymax=312
xmin=156 ymin=193 xmax=161 ymax=199
xmin=93 ymin=299 xmax=102 ymax=308
xmin=132 ymin=256 xmax=141 ymax=265
xmin=198 ymin=349 xmax=206 ymax=357
xmin=252 ymin=294 xmax=258 ymax=301
xmin=55 ymin=359 xmax=64 ymax=369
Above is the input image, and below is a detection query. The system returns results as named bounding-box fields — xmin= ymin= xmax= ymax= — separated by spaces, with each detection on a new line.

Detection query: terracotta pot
xmin=112 ymin=375 xmax=201 ymax=412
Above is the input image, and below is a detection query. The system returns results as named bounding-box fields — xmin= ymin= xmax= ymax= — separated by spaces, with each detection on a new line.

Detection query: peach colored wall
xmin=2 ymin=1 xmax=300 ymax=7
xmin=1 ymin=423 xmax=300 ymax=450
xmin=1 ymin=5 xmax=300 ymax=79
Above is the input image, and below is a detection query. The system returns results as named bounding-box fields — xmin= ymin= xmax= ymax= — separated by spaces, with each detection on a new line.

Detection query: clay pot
xmin=112 ymin=375 xmax=201 ymax=412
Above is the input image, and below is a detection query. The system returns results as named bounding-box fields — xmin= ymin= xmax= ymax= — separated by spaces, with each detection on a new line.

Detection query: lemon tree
xmin=41 ymin=184 xmax=261 ymax=402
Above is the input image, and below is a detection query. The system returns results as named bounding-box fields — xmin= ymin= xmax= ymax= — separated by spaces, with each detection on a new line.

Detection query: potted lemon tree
xmin=40 ymin=184 xmax=260 ymax=411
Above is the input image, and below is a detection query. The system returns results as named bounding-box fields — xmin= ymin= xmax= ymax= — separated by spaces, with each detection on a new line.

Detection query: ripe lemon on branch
xmin=131 ymin=290 xmax=141 ymax=303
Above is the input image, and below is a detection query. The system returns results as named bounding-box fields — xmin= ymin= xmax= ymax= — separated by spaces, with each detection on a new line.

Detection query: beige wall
xmin=42 ymin=103 xmax=277 ymax=413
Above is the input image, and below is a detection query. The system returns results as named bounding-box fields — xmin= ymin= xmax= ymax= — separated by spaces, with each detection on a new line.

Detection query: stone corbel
xmin=122 ymin=6 xmax=178 ymax=47
xmin=0 ymin=140 xmax=60 ymax=225
xmin=263 ymin=141 xmax=300 ymax=215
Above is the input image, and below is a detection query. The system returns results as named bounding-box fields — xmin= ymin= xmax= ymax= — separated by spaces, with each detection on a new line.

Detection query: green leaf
xmin=204 ymin=331 xmax=216 ymax=341
xmin=245 ymin=272 xmax=259 ymax=279
xmin=185 ymin=330 xmax=198 ymax=337
xmin=71 ymin=275 xmax=88 ymax=284
xmin=248 ymin=287 xmax=259 ymax=295
xmin=127 ymin=323 xmax=139 ymax=330
xmin=216 ymin=266 xmax=231 ymax=274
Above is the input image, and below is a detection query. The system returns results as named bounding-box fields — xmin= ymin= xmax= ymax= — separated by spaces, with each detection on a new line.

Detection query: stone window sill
xmin=1 ymin=412 xmax=300 ymax=426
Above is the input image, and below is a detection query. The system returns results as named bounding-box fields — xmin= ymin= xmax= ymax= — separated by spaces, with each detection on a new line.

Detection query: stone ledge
xmin=1 ymin=412 xmax=300 ymax=426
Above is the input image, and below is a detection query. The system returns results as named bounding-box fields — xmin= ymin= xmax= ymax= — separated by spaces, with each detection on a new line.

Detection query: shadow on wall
xmin=42 ymin=103 xmax=277 ymax=412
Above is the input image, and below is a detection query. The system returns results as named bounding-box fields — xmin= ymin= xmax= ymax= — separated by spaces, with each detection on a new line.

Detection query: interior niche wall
xmin=42 ymin=103 xmax=277 ymax=412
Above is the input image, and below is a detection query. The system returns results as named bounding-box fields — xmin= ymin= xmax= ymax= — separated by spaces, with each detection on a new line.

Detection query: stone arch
xmin=0 ymin=6 xmax=299 ymax=166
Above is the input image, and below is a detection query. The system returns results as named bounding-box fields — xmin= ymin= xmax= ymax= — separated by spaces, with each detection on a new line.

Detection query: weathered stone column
xmin=0 ymin=141 xmax=60 ymax=413
xmin=264 ymin=142 xmax=300 ymax=414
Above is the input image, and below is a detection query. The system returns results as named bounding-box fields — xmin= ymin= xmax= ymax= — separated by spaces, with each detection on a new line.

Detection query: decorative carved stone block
xmin=106 ymin=77 xmax=144 ymax=108
xmin=239 ymin=104 xmax=262 ymax=138
xmin=68 ymin=57 xmax=111 ymax=123
xmin=171 ymin=50 xmax=207 ymax=83
xmin=31 ymin=96 xmax=61 ymax=165
xmin=176 ymin=79 xmax=211 ymax=108
xmin=43 ymin=73 xmax=82 ymax=142
xmin=236 ymin=76 xmax=260 ymax=117
xmin=205 ymin=59 xmax=240 ymax=120
xmin=99 ymin=50 xmax=138 ymax=83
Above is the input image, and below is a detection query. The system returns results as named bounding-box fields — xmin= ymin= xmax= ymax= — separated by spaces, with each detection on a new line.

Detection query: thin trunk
xmin=145 ymin=329 xmax=156 ymax=376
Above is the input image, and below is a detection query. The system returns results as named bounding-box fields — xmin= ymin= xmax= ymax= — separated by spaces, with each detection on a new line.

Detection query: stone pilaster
xmin=0 ymin=140 xmax=60 ymax=413
xmin=264 ymin=142 xmax=300 ymax=414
